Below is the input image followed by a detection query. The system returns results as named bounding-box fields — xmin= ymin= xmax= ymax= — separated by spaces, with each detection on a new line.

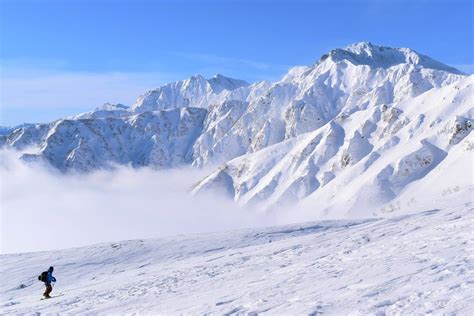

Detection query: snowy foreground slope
xmin=1 ymin=194 xmax=473 ymax=315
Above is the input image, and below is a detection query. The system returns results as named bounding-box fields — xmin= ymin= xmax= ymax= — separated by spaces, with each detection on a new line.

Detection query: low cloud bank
xmin=1 ymin=151 xmax=284 ymax=254
xmin=3 ymin=148 xmax=470 ymax=254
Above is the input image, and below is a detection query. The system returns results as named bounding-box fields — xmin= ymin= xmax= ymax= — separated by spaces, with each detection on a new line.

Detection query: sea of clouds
xmin=4 ymin=144 xmax=469 ymax=254
xmin=0 ymin=150 xmax=293 ymax=254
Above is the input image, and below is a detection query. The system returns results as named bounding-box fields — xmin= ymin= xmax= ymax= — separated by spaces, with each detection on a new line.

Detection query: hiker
xmin=38 ymin=266 xmax=56 ymax=299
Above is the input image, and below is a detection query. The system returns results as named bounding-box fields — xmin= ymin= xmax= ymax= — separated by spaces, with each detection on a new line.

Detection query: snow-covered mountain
xmin=131 ymin=74 xmax=250 ymax=112
xmin=1 ymin=42 xmax=471 ymax=207
xmin=193 ymin=76 xmax=473 ymax=214
xmin=0 ymin=74 xmax=256 ymax=171
xmin=191 ymin=42 xmax=466 ymax=167
xmin=2 ymin=107 xmax=206 ymax=171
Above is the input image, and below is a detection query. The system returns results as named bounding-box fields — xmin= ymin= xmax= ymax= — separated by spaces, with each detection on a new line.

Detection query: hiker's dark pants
xmin=44 ymin=283 xmax=52 ymax=296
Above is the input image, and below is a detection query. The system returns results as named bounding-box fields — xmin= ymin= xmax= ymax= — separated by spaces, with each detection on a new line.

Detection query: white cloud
xmin=0 ymin=150 xmax=282 ymax=254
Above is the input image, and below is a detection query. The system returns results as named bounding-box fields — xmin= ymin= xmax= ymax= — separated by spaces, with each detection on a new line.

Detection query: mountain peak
xmin=130 ymin=73 xmax=250 ymax=112
xmin=207 ymin=74 xmax=249 ymax=93
xmin=320 ymin=42 xmax=464 ymax=74
xmin=212 ymin=73 xmax=226 ymax=79
xmin=93 ymin=103 xmax=129 ymax=112
xmin=188 ymin=74 xmax=206 ymax=81
xmin=345 ymin=41 xmax=376 ymax=52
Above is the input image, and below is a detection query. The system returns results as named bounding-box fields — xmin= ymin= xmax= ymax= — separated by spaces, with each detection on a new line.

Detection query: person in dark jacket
xmin=43 ymin=266 xmax=56 ymax=298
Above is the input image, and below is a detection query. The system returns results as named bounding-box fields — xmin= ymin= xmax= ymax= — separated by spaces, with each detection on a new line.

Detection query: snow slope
xmin=1 ymin=193 xmax=472 ymax=314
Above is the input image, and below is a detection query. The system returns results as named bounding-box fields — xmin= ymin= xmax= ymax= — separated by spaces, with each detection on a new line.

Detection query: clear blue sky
xmin=1 ymin=0 xmax=473 ymax=126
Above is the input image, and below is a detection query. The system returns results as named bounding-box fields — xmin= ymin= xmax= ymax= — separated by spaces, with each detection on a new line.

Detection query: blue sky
xmin=1 ymin=0 xmax=473 ymax=126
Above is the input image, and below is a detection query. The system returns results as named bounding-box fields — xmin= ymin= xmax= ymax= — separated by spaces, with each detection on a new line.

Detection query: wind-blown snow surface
xmin=1 ymin=193 xmax=473 ymax=314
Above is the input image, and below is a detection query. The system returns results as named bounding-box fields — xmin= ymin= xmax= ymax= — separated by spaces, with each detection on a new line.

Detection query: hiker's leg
xmin=44 ymin=283 xmax=52 ymax=297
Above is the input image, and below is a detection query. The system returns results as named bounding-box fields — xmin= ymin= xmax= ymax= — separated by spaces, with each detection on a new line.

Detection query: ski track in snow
xmin=1 ymin=202 xmax=473 ymax=314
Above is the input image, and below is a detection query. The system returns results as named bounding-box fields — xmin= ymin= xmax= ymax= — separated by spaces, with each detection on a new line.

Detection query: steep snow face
xmin=0 ymin=124 xmax=51 ymax=150
xmin=193 ymin=76 xmax=474 ymax=215
xmin=131 ymin=74 xmax=250 ymax=113
xmin=15 ymin=108 xmax=206 ymax=172
xmin=1 ymin=197 xmax=472 ymax=314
